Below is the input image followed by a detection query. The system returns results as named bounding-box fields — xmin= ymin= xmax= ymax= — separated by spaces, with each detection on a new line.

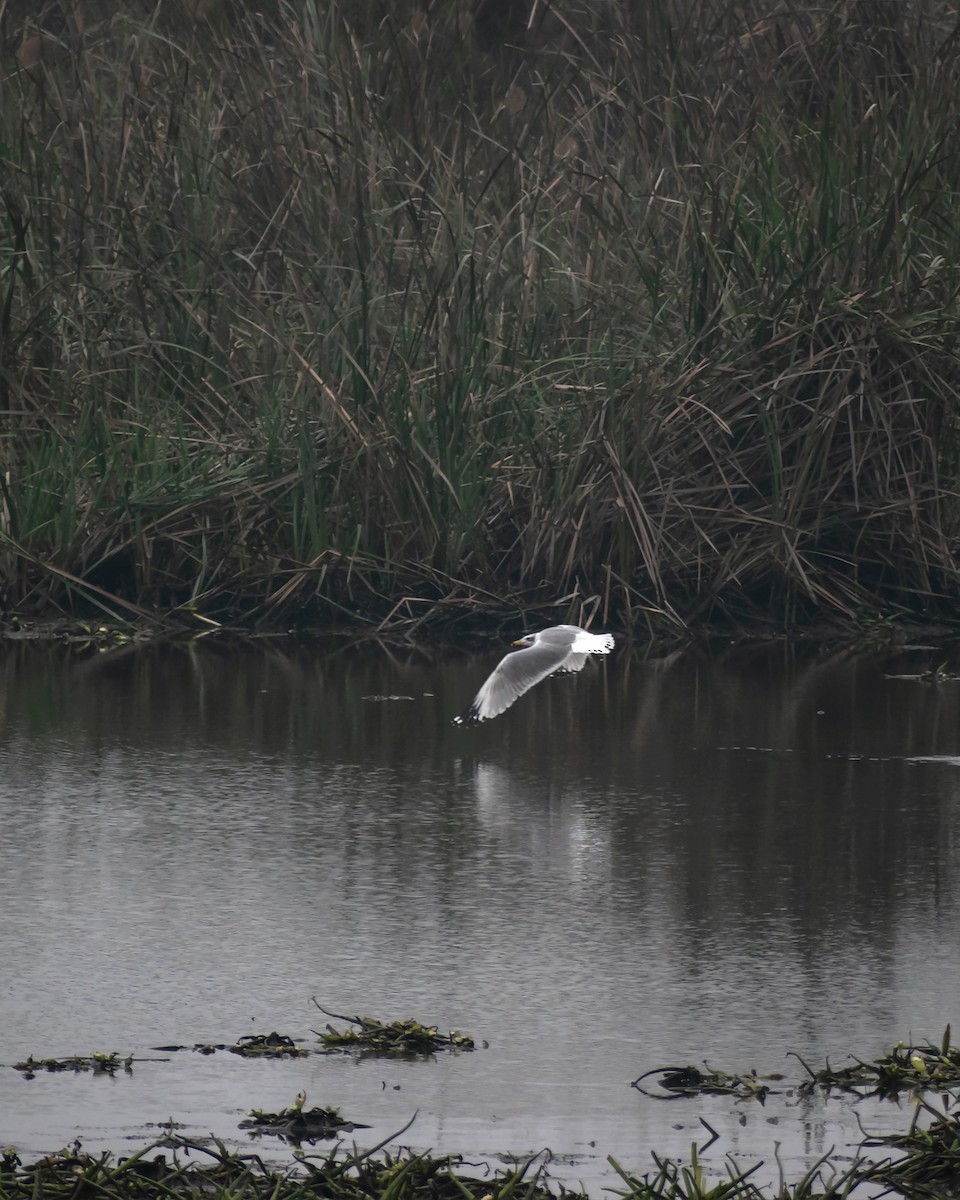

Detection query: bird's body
xmin=453 ymin=624 xmax=615 ymax=725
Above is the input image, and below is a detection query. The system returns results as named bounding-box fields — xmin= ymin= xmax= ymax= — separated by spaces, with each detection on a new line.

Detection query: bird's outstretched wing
xmin=453 ymin=641 xmax=574 ymax=725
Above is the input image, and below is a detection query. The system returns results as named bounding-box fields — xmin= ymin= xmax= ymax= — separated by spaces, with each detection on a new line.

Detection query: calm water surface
xmin=1 ymin=635 xmax=959 ymax=1191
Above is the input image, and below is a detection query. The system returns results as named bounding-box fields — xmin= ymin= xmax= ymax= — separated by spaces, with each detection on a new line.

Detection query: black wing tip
xmin=453 ymin=704 xmax=484 ymax=726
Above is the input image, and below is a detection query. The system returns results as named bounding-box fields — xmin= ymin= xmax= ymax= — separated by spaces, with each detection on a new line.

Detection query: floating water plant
xmin=312 ymin=1002 xmax=474 ymax=1056
xmin=240 ymin=1093 xmax=366 ymax=1145
xmin=631 ymin=1066 xmax=779 ymax=1103
xmin=633 ymin=1028 xmax=960 ymax=1106
xmin=792 ymin=1026 xmax=960 ymax=1096
xmin=231 ymin=1033 xmax=309 ymax=1059
xmin=153 ymin=1032 xmax=308 ymax=1058
xmin=13 ymin=1052 xmax=133 ymax=1079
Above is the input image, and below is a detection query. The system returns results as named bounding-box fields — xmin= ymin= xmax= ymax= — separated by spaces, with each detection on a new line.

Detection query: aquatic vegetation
xmin=7 ymin=1118 xmax=958 ymax=1200
xmin=614 ymin=1083 xmax=960 ymax=1195
xmin=632 ymin=1066 xmax=780 ymax=1103
xmin=1 ymin=620 xmax=156 ymax=647
xmin=863 ymin=1095 xmax=960 ymax=1197
xmin=633 ymin=1029 xmax=960 ymax=1106
xmin=792 ymin=1026 xmax=960 ymax=1096
xmin=153 ymin=1033 xmax=309 ymax=1058
xmin=240 ymin=1093 xmax=366 ymax=1145
xmin=3 ymin=1062 xmax=960 ymax=1199
xmin=13 ymin=1052 xmax=133 ymax=1078
xmin=9 ymin=1031 xmax=960 ymax=1199
xmin=231 ymin=1033 xmax=310 ymax=1059
xmin=313 ymin=1002 xmax=474 ymax=1056
xmin=610 ymin=1150 xmax=808 ymax=1199
xmin=0 ymin=1136 xmax=585 ymax=1200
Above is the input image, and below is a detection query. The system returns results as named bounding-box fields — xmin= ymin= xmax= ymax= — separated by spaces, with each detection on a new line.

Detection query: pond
xmin=1 ymin=633 xmax=958 ymax=1192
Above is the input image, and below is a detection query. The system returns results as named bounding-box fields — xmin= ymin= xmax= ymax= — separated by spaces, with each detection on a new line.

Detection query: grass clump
xmin=313 ymin=1002 xmax=474 ymax=1056
xmin=864 ymin=1095 xmax=960 ymax=1197
xmin=3 ymin=1 xmax=960 ymax=635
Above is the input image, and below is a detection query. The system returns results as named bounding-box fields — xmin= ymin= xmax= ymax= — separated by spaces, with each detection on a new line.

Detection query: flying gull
xmin=453 ymin=624 xmax=615 ymax=725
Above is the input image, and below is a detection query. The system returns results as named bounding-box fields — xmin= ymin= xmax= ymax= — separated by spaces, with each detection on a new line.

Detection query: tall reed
xmin=2 ymin=0 xmax=959 ymax=633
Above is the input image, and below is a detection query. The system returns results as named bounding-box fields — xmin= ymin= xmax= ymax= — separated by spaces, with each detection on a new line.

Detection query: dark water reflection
xmin=1 ymin=636 xmax=958 ymax=1190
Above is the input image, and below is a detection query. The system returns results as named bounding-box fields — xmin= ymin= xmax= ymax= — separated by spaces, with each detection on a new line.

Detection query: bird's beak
xmin=511 ymin=639 xmax=525 ymax=646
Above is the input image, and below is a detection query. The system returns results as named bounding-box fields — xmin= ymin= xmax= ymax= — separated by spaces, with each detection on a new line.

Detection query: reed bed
xmin=2 ymin=0 xmax=960 ymax=635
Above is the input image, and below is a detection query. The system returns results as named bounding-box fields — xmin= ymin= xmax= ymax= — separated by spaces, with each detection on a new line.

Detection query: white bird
xmin=453 ymin=624 xmax=615 ymax=725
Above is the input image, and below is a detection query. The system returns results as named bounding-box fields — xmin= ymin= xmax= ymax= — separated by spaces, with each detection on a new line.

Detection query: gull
xmin=453 ymin=624 xmax=615 ymax=725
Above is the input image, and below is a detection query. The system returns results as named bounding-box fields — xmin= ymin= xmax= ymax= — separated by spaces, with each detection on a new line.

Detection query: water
xmin=1 ymin=635 xmax=959 ymax=1192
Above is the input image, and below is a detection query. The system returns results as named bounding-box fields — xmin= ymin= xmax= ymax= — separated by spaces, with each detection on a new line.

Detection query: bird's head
xmin=512 ymin=633 xmax=535 ymax=647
